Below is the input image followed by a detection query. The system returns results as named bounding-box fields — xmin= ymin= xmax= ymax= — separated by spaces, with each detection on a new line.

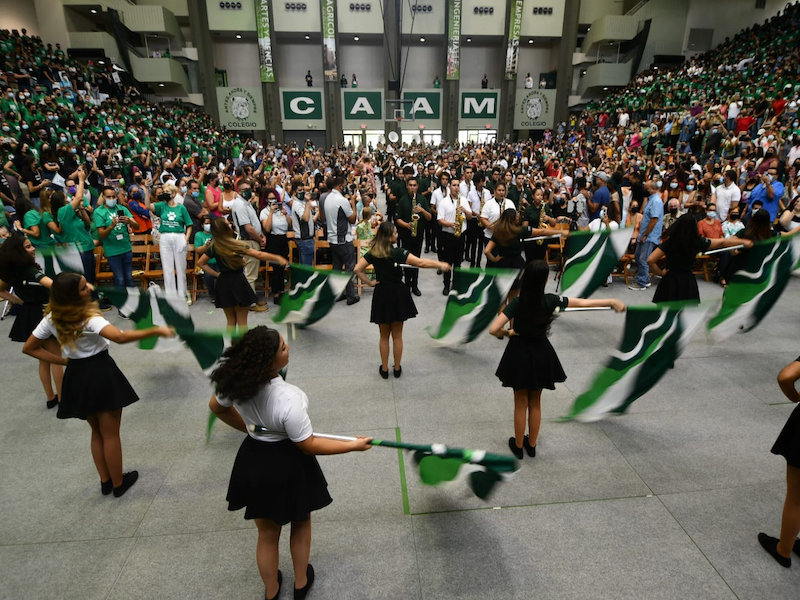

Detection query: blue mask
xmin=191 ymin=190 xmax=200 ymax=198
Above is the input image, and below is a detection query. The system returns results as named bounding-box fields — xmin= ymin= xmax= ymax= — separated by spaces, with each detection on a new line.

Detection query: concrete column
xmin=383 ymin=0 xmax=401 ymax=141
xmin=323 ymin=2 xmax=343 ymax=146
xmin=33 ymin=0 xmax=70 ymax=50
xmin=443 ymin=79 xmax=458 ymax=143
xmin=497 ymin=1 xmax=515 ymax=142
xmin=264 ymin=0 xmax=283 ymax=144
xmin=188 ymin=0 xmax=219 ymax=125
xmin=554 ymin=0 xmax=580 ymax=126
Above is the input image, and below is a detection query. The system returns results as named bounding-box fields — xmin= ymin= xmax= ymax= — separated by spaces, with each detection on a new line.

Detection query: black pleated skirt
xmin=9 ymin=302 xmax=43 ymax=343
xmin=215 ymin=270 xmax=257 ymax=308
xmin=227 ymin=436 xmax=332 ymax=523
xmin=652 ymin=271 xmax=700 ymax=304
xmin=58 ymin=350 xmax=139 ymax=419
xmin=497 ymin=255 xmax=526 ymax=291
xmin=772 ymin=402 xmax=800 ymax=469
xmin=370 ymin=282 xmax=418 ymax=324
xmin=495 ymin=335 xmax=566 ymax=391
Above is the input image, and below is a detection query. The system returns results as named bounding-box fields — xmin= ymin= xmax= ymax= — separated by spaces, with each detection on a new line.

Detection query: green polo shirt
xmin=396 ymin=193 xmax=431 ymax=227
xmin=24 ymin=210 xmax=55 ymax=247
xmin=522 ymin=202 xmax=553 ymax=227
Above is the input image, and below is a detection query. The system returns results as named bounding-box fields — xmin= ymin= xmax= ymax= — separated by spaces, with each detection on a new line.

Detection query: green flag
xmin=564 ymin=303 xmax=710 ymax=422
xmin=560 ymin=228 xmax=631 ymax=298
xmin=34 ymin=244 xmax=84 ymax=279
xmin=428 ymin=267 xmax=519 ymax=345
xmin=101 ymin=286 xmax=189 ymax=351
xmin=707 ymin=236 xmax=800 ymax=341
xmin=271 ymin=265 xmax=351 ymax=327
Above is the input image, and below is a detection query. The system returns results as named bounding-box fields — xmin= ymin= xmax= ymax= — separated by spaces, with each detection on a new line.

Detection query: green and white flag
xmin=102 ymin=286 xmax=188 ymax=352
xmin=707 ymin=236 xmax=800 ymax=341
xmin=271 ymin=265 xmax=351 ymax=327
xmin=35 ymin=244 xmax=84 ymax=279
xmin=428 ymin=267 xmax=519 ymax=346
xmin=565 ymin=303 xmax=710 ymax=422
xmin=560 ymin=228 xmax=631 ymax=298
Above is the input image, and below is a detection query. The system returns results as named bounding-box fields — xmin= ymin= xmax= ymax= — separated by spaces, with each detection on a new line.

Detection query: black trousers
xmin=399 ymin=229 xmax=424 ymax=288
xmin=475 ymin=232 xmax=488 ymax=269
xmin=440 ymin=232 xmax=464 ymax=287
xmin=386 ymin=200 xmax=397 ymax=222
xmin=267 ymin=234 xmax=289 ymax=295
xmin=425 ymin=216 xmax=439 ymax=253
xmin=331 ymin=242 xmax=357 ymax=300
xmin=464 ymin=219 xmax=481 ymax=267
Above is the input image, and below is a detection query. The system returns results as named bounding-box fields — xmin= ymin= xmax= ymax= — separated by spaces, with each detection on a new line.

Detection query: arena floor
xmin=1 ymin=208 xmax=799 ymax=599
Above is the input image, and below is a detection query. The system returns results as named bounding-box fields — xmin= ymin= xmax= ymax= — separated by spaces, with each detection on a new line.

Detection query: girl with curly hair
xmin=23 ymin=272 xmax=173 ymax=497
xmin=209 ymin=326 xmax=371 ymax=600
xmin=0 ymin=235 xmax=62 ymax=408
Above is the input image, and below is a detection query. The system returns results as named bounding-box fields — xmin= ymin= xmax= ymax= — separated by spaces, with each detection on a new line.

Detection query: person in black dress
xmin=647 ymin=214 xmax=753 ymax=303
xmin=209 ymin=326 xmax=371 ymax=600
xmin=0 ymin=235 xmax=63 ymax=408
xmin=759 ymin=357 xmax=800 ymax=567
xmin=23 ymin=272 xmax=173 ymax=497
xmin=196 ymin=217 xmax=288 ymax=332
xmin=489 ymin=260 xmax=624 ymax=459
xmin=354 ymin=221 xmax=449 ymax=379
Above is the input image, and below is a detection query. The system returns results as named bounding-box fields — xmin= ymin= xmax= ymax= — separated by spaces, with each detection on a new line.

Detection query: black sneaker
xmin=346 ymin=296 xmax=360 ymax=306
xmin=508 ymin=437 xmax=523 ymax=460
xmin=113 ymin=471 xmax=139 ymax=498
xmin=758 ymin=533 xmax=791 ymax=567
xmin=523 ymin=435 xmax=536 ymax=457
xmin=117 ymin=310 xmax=131 ymax=320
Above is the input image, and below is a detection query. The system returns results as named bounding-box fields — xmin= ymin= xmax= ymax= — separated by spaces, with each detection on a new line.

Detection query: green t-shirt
xmin=94 ymin=205 xmax=133 ymax=257
xmin=24 ymin=210 xmax=55 ymax=247
xmin=396 ymin=193 xmax=431 ymax=227
xmin=57 ymin=203 xmax=94 ymax=252
xmin=522 ymin=202 xmax=553 ymax=228
xmin=154 ymin=202 xmax=192 ymax=234
xmin=194 ymin=231 xmax=216 ymax=267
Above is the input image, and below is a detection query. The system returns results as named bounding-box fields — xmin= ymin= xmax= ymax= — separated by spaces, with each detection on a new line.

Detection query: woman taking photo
xmin=260 ymin=188 xmax=290 ymax=305
xmin=647 ymin=214 xmax=753 ymax=303
xmin=204 ymin=172 xmax=223 ymax=217
xmin=196 ymin=218 xmax=288 ymax=332
xmin=354 ymin=221 xmax=449 ymax=379
xmin=17 ymin=191 xmax=57 ymax=249
xmin=490 ymin=260 xmax=624 ymax=459
xmin=23 ymin=272 xmax=173 ymax=497
xmin=208 ymin=326 xmax=371 ymax=600
xmin=144 ymin=183 xmax=193 ymax=302
xmin=0 ymin=236 xmax=63 ymax=409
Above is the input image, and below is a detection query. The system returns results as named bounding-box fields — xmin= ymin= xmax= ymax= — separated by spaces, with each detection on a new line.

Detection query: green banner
xmin=255 ymin=0 xmax=275 ymax=83
xmin=321 ymin=0 xmax=338 ymax=82
xmin=282 ymin=90 xmax=324 ymax=120
xmin=505 ymin=0 xmax=523 ymax=80
xmin=446 ymin=0 xmax=461 ymax=80
xmin=342 ymin=90 xmax=383 ymax=121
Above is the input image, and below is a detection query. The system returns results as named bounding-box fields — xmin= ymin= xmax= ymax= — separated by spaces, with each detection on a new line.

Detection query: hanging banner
xmin=505 ymin=0 xmax=523 ymax=80
xmin=446 ymin=0 xmax=461 ymax=80
xmin=255 ymin=0 xmax=275 ymax=83
xmin=321 ymin=0 xmax=338 ymax=82
xmin=217 ymin=87 xmax=266 ymax=130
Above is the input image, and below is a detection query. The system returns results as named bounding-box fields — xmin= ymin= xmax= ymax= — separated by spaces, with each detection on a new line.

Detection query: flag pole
xmin=522 ymin=235 xmax=561 ymax=242
xmin=399 ymin=264 xmax=420 ymax=269
xmin=563 ymin=306 xmax=613 ymax=312
xmin=703 ymin=245 xmax=744 ymax=256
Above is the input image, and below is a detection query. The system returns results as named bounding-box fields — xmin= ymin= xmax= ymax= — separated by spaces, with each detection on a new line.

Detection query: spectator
xmin=629 ymin=180 xmax=663 ymax=291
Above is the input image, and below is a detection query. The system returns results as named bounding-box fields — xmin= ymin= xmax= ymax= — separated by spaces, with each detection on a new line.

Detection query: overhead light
xmin=587 ymin=26 xmax=591 ymax=31
xmin=304 ymin=35 xmax=310 ymax=40
xmin=419 ymin=37 xmax=425 ymax=42
xmin=653 ymin=65 xmax=659 ymax=70
xmin=98 ymin=60 xmax=105 ymax=65
xmin=603 ymin=87 xmax=608 ymax=90
xmin=91 ymin=9 xmax=97 ymax=14
xmin=466 ymin=37 xmax=472 ymax=42
xmin=528 ymin=39 xmax=533 ymax=44
xmin=236 ymin=34 xmax=242 ymax=38
xmin=353 ymin=36 xmax=359 ymax=41
xmin=159 ymin=83 xmax=165 ymax=87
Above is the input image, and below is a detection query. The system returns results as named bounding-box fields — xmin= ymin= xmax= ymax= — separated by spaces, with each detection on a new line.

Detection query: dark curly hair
xmin=210 ymin=326 xmax=281 ymax=403
xmin=0 ymin=234 xmax=36 ymax=283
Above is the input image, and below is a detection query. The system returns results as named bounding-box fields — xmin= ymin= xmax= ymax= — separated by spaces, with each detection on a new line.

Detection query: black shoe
xmin=508 ymin=437 xmax=524 ymax=460
xmin=294 ymin=564 xmax=315 ymax=600
xmin=346 ymin=296 xmax=360 ymax=306
xmin=411 ymin=287 xmax=421 ymax=296
xmin=99 ymin=302 xmax=113 ymax=312
xmin=436 ymin=268 xmax=443 ymax=275
xmin=113 ymin=471 xmax=139 ymax=498
xmin=379 ymin=366 xmax=389 ymax=379
xmin=393 ymin=366 xmax=402 ymax=378
xmin=523 ymin=435 xmax=536 ymax=457
xmin=101 ymin=479 xmax=113 ymax=496
xmin=335 ymin=294 xmax=347 ymax=302
xmin=758 ymin=533 xmax=791 ymax=567
xmin=46 ymin=395 xmax=58 ymax=409
xmin=266 ymin=570 xmax=282 ymax=600
xmin=117 ymin=309 xmax=130 ymax=320
xmin=442 ymin=284 xmax=450 ymax=296
xmin=795 ymin=539 xmax=800 ymax=557
xmin=424 ymin=247 xmax=430 ymax=254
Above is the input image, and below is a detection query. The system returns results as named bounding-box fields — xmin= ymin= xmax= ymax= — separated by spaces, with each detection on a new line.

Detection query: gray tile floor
xmin=2 ymin=251 xmax=800 ymax=599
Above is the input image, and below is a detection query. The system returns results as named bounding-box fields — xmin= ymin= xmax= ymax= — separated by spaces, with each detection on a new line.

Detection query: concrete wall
xmin=212 ymin=41 xmax=262 ymax=87
xmin=2 ymin=1 xmax=40 ymax=36
xmin=273 ymin=42 xmax=321 ymax=88
xmin=683 ymin=0 xmax=786 ymax=51
xmin=461 ymin=43 xmax=503 ymax=89
xmin=579 ymin=0 xmax=625 ymax=25
xmin=338 ymin=41 xmax=385 ymax=89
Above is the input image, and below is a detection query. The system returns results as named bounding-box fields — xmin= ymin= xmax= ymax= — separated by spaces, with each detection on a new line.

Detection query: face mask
xmin=686 ymin=185 xmax=695 ymax=191
xmin=158 ymin=192 xmax=171 ymax=202
xmin=241 ymin=189 xmax=252 ymax=200
xmin=223 ymin=182 xmax=232 ymax=190
xmin=59 ymin=136 xmax=67 ymax=143
xmin=752 ymin=208 xmax=759 ymax=214
xmin=670 ymin=182 xmax=678 ymax=189
xmin=203 ymin=223 xmax=211 ymax=232
xmin=105 ymin=198 xmax=117 ymax=208
xmin=1 ymin=126 xmax=8 ymax=132
xmin=630 ymin=205 xmax=639 ymax=213
xmin=71 ymin=148 xmax=77 ymax=154
xmin=768 ymin=135 xmax=774 ymax=141
xmin=7 ymin=92 xmax=13 ymax=97
xmin=707 ymin=211 xmax=717 ymax=219
xmin=47 ymin=115 xmax=55 ymax=121
xmin=191 ymin=190 xmax=200 ymax=198
xmin=669 ymin=208 xmax=678 ymax=216
xmin=22 ymin=124 xmax=28 ymax=130
xmin=131 ymin=191 xmax=143 ymax=201
xmin=730 ymin=214 xmax=739 ymax=220
xmin=180 ymin=185 xmax=187 ymax=194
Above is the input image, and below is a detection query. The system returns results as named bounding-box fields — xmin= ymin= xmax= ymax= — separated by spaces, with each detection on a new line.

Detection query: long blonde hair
xmin=368 ymin=221 xmax=395 ymax=259
xmin=45 ymin=273 xmax=102 ymax=349
xmin=209 ymin=217 xmax=248 ymax=269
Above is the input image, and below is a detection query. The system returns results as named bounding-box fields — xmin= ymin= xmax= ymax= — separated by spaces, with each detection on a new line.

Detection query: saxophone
xmin=453 ymin=198 xmax=465 ymax=238
xmin=536 ymin=201 xmax=549 ymax=245
xmin=477 ymin=191 xmax=485 ymax=228
xmin=411 ymin=193 xmax=420 ymax=237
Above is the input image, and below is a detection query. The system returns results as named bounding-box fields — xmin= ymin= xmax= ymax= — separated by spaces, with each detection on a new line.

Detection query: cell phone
xmin=117 ymin=209 xmax=125 ymax=218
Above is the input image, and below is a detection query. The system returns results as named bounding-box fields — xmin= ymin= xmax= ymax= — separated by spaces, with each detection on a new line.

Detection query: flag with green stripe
xmin=707 ymin=236 xmax=800 ymax=341
xmin=271 ymin=265 xmax=351 ymax=327
xmin=560 ymin=228 xmax=631 ymax=298
xmin=428 ymin=267 xmax=519 ymax=345
xmin=564 ymin=303 xmax=710 ymax=422
xmin=34 ymin=244 xmax=84 ymax=279
xmin=101 ymin=286 xmax=188 ymax=351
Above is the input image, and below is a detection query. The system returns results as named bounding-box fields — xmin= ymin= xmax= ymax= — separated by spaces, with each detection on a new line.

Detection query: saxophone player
xmin=467 ymin=173 xmax=492 ymax=268
xmin=522 ymin=187 xmax=558 ymax=263
xmin=437 ymin=179 xmax=473 ymax=295
xmin=396 ymin=177 xmax=431 ymax=296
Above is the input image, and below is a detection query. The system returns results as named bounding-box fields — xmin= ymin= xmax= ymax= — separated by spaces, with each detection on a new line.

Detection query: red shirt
xmin=772 ymin=99 xmax=787 ymax=117
xmin=697 ymin=218 xmax=723 ymax=239
xmin=736 ymin=116 xmax=755 ymax=133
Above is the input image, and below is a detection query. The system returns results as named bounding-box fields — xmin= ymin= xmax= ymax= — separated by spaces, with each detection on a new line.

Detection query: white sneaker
xmin=628 ymin=283 xmax=648 ymax=291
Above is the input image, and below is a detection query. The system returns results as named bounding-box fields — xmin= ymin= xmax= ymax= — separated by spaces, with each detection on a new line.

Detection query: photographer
xmin=230 ymin=179 xmax=268 ymax=312
xmin=324 ymin=176 xmax=359 ymax=305
xmin=93 ymin=185 xmax=139 ymax=302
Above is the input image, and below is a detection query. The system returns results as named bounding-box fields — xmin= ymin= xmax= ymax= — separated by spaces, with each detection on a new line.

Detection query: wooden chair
xmin=314 ymin=239 xmax=332 ymax=270
xmin=613 ymin=253 xmax=637 ymax=285
xmin=354 ymin=239 xmax=374 ymax=297
xmin=693 ymin=254 xmax=714 ymax=282
xmin=546 ymin=223 xmax=570 ymax=266
xmin=142 ymin=244 xmax=163 ymax=288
